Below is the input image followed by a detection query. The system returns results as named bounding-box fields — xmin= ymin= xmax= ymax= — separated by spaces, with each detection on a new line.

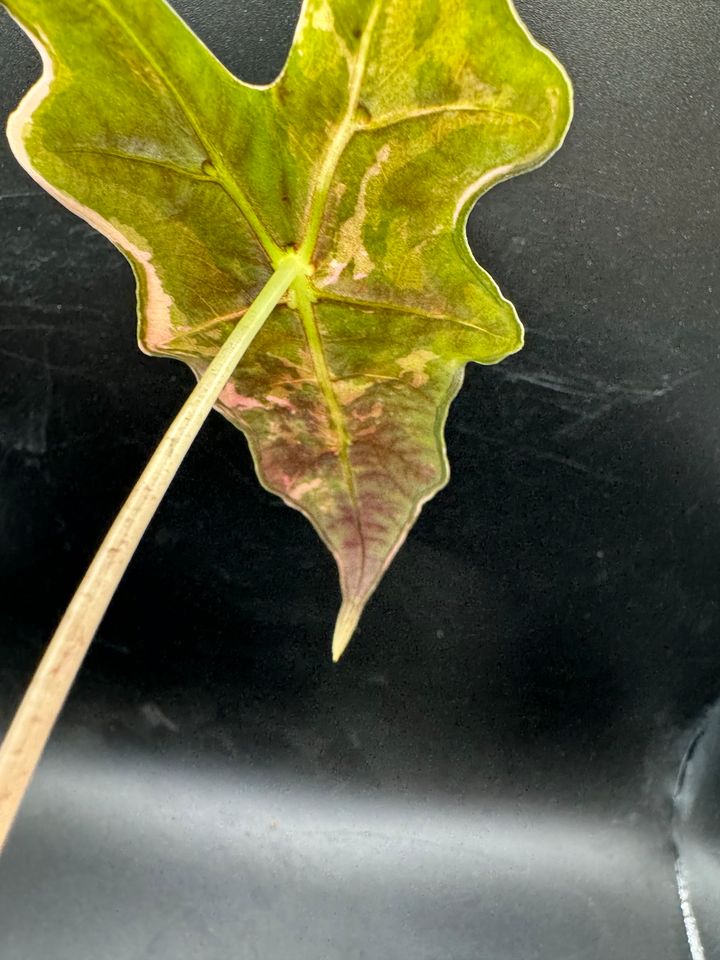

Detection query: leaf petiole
xmin=0 ymin=252 xmax=306 ymax=852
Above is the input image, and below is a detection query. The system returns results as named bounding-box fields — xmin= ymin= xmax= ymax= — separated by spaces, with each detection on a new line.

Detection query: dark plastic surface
xmin=0 ymin=1 xmax=718 ymax=957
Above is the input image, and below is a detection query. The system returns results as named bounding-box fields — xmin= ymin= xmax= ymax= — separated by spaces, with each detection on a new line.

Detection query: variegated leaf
xmin=4 ymin=0 xmax=572 ymax=657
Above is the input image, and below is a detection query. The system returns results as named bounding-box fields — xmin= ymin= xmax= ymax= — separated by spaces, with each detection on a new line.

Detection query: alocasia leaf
xmin=4 ymin=0 xmax=572 ymax=657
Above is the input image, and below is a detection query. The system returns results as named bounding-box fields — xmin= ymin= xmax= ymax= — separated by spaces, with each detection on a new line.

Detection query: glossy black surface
xmin=0 ymin=1 xmax=718 ymax=957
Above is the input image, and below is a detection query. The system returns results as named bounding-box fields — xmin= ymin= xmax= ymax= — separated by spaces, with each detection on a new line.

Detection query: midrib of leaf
xmin=292 ymin=275 xmax=366 ymax=577
xmin=94 ymin=0 xmax=285 ymax=266
xmin=289 ymin=0 xmax=382 ymax=585
xmin=297 ymin=0 xmax=383 ymax=262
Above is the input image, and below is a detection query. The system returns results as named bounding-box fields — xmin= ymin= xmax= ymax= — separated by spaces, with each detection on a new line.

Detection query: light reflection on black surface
xmin=674 ymin=701 xmax=720 ymax=959
xmin=0 ymin=743 xmax=688 ymax=960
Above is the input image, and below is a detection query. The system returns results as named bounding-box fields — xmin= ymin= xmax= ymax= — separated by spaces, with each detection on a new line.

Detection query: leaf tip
xmin=332 ymin=599 xmax=363 ymax=662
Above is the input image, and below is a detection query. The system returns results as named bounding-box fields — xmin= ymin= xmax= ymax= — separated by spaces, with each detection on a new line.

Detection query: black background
xmin=0 ymin=1 xmax=718 ymax=957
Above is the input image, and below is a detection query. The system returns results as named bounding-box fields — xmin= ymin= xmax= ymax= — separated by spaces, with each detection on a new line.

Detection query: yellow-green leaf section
xmin=4 ymin=0 xmax=572 ymax=658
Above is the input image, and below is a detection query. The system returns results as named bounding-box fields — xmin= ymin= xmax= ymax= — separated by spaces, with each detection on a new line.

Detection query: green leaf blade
xmin=4 ymin=0 xmax=572 ymax=656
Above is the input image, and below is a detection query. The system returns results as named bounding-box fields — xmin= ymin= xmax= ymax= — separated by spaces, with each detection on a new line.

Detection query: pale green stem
xmin=0 ymin=253 xmax=305 ymax=853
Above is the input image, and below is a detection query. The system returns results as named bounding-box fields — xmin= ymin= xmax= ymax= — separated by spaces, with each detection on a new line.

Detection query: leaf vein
xmin=360 ymin=103 xmax=541 ymax=134
xmin=94 ymin=0 xmax=283 ymax=263
xmin=316 ymin=289 xmax=507 ymax=341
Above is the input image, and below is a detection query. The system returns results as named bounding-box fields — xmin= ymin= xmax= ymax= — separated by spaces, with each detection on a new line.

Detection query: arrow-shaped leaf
xmin=5 ymin=0 xmax=572 ymax=657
